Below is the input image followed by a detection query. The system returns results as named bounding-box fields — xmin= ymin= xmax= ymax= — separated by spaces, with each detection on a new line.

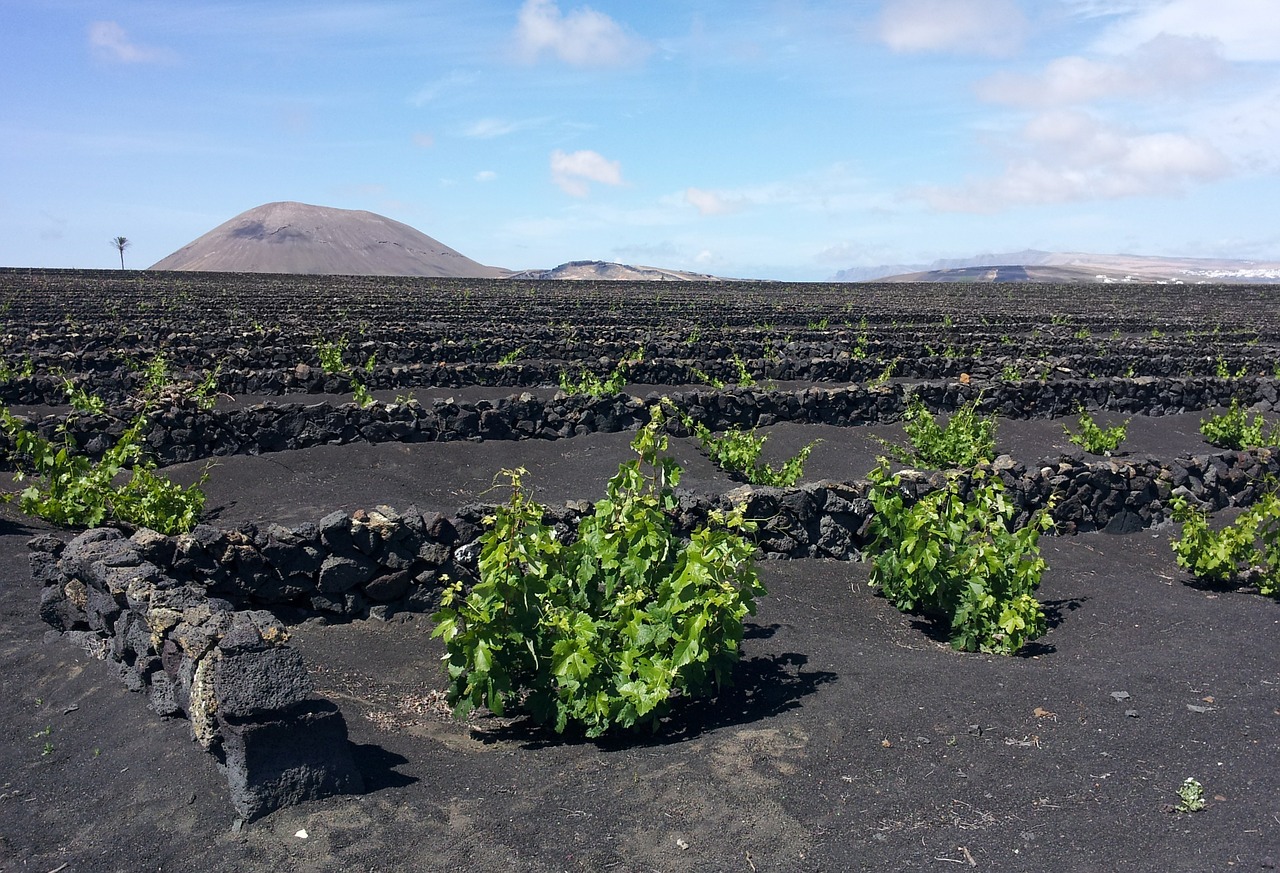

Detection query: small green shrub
xmin=316 ymin=337 xmax=347 ymax=375
xmin=141 ymin=352 xmax=169 ymax=396
xmin=112 ymin=463 xmax=207 ymax=535
xmin=852 ymin=318 xmax=870 ymax=360
xmin=688 ymin=367 xmax=725 ymax=389
xmin=559 ymin=364 xmax=628 ymax=397
xmin=61 ymin=379 xmax=105 ymax=415
xmin=350 ymin=353 xmax=378 ymax=408
xmin=1064 ymin=410 xmax=1129 ymax=455
xmin=869 ymin=358 xmax=897 ymax=388
xmin=1215 ymin=357 xmax=1248 ymax=380
xmin=885 ymin=394 xmax=996 ymax=469
xmin=686 ymin=417 xmax=818 ymax=487
xmin=1200 ymin=399 xmax=1275 ymax=450
xmin=1170 ymin=492 xmax=1279 ymax=596
xmin=1176 ymin=778 xmax=1206 ymax=813
xmin=0 ymin=357 xmax=35 ymax=382
xmin=191 ymin=363 xmax=223 ymax=411
xmin=351 ymin=381 xmax=374 ymax=408
xmin=1 ymin=407 xmax=206 ymax=534
xmin=866 ymin=462 xmax=1054 ymax=655
xmin=559 ymin=350 xmax=641 ymax=398
xmin=432 ymin=408 xmax=765 ymax=737
xmin=731 ymin=353 xmax=755 ymax=388
xmin=497 ymin=347 xmax=524 ymax=367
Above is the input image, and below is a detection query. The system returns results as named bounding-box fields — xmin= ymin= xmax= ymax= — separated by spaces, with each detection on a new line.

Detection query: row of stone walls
xmin=9 ymin=376 xmax=1276 ymax=468
xmin=5 ymin=343 xmax=1274 ymax=404
xmin=76 ymin=446 xmax=1278 ymax=624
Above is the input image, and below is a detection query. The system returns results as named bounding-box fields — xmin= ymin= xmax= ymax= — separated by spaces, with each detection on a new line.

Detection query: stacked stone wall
xmin=7 ymin=376 xmax=1275 ymax=468
xmin=30 ymin=528 xmax=364 ymax=821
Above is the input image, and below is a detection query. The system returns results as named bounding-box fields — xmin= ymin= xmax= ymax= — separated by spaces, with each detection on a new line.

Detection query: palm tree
xmin=111 ymin=236 xmax=130 ymax=269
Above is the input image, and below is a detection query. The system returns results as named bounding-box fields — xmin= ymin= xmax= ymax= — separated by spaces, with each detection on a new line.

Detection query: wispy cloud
xmin=875 ymin=0 xmax=1028 ymax=57
xmin=682 ymin=187 xmax=746 ymax=216
xmin=977 ymin=34 xmax=1227 ymax=106
xmin=1192 ymin=82 xmax=1280 ymax=172
xmin=920 ymin=110 xmax=1230 ymax=211
xmin=668 ymin=165 xmax=877 ymax=219
xmin=1059 ymin=0 xmax=1155 ymax=19
xmin=459 ymin=117 xmax=545 ymax=138
xmin=408 ymin=70 xmax=478 ymax=107
xmin=1091 ymin=0 xmax=1280 ymax=62
xmin=475 ymin=170 xmax=498 ymax=183
xmin=550 ymin=149 xmax=624 ymax=196
xmin=515 ymin=0 xmax=651 ymax=67
xmin=916 ymin=1 xmax=1264 ymax=213
xmin=88 ymin=21 xmax=174 ymax=64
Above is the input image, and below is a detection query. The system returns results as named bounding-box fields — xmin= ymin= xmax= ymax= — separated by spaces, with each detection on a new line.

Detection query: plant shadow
xmin=1042 ymin=596 xmax=1087 ymax=629
xmin=473 ymin=649 xmax=836 ymax=751
xmin=743 ymin=622 xmax=781 ymax=640
xmin=1178 ymin=572 xmax=1245 ymax=594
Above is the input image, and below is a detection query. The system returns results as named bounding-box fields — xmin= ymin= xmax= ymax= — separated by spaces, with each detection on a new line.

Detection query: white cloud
xmin=1059 ymin=0 xmax=1156 ymax=19
xmin=475 ymin=170 xmax=498 ymax=182
xmin=550 ymin=149 xmax=624 ymax=197
xmin=683 ymin=187 xmax=746 ymax=216
xmin=408 ymin=71 xmax=477 ymax=107
xmin=515 ymin=0 xmax=650 ymax=67
xmin=412 ymin=132 xmax=435 ymax=148
xmin=921 ymin=110 xmax=1230 ymax=210
xmin=1191 ymin=81 xmax=1280 ymax=172
xmin=662 ymin=165 xmax=879 ymax=221
xmin=977 ymin=34 xmax=1226 ymax=106
xmin=460 ymin=117 xmax=543 ymax=138
xmin=88 ymin=21 xmax=173 ymax=64
xmin=1092 ymin=0 xmax=1280 ymax=62
xmin=875 ymin=0 xmax=1028 ymax=57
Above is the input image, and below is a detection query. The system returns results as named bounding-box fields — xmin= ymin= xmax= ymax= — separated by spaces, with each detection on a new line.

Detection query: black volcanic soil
xmin=2 ymin=405 xmax=1277 ymax=872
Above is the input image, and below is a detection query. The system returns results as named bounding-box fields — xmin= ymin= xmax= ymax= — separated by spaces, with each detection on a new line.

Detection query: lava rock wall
xmin=7 ymin=376 xmax=1276 ymax=468
xmin=30 ymin=528 xmax=364 ymax=821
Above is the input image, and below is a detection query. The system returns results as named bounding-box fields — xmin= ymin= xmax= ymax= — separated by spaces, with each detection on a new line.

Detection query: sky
xmin=3 ymin=0 xmax=1280 ymax=280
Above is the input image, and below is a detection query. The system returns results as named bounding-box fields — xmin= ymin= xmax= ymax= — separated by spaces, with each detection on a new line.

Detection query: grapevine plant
xmin=684 ymin=416 xmax=819 ymax=488
xmin=1170 ymin=492 xmax=1279 ymax=596
xmin=866 ymin=461 xmax=1055 ymax=655
xmin=1 ymin=406 xmax=207 ymax=534
xmin=432 ymin=406 xmax=766 ymax=737
xmin=1200 ymin=400 xmax=1276 ymax=450
xmin=1064 ymin=409 xmax=1129 ymax=455
xmin=883 ymin=394 xmax=997 ymax=469
xmin=559 ymin=349 xmax=643 ymax=398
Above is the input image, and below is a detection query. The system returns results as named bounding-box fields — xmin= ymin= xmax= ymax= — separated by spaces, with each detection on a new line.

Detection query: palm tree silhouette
xmin=111 ymin=236 xmax=130 ymax=269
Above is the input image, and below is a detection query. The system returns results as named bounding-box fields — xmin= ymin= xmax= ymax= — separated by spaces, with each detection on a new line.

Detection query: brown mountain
xmin=507 ymin=260 xmax=726 ymax=281
xmin=148 ymin=201 xmax=509 ymax=278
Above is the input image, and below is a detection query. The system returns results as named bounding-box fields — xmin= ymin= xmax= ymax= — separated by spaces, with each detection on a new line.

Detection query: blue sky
xmin=3 ymin=0 xmax=1279 ymax=279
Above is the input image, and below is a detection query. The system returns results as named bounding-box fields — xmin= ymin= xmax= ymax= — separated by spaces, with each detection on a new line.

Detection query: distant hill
xmin=834 ymin=250 xmax=1280 ymax=284
xmin=507 ymin=260 xmax=725 ymax=281
xmin=149 ymin=201 xmax=509 ymax=278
